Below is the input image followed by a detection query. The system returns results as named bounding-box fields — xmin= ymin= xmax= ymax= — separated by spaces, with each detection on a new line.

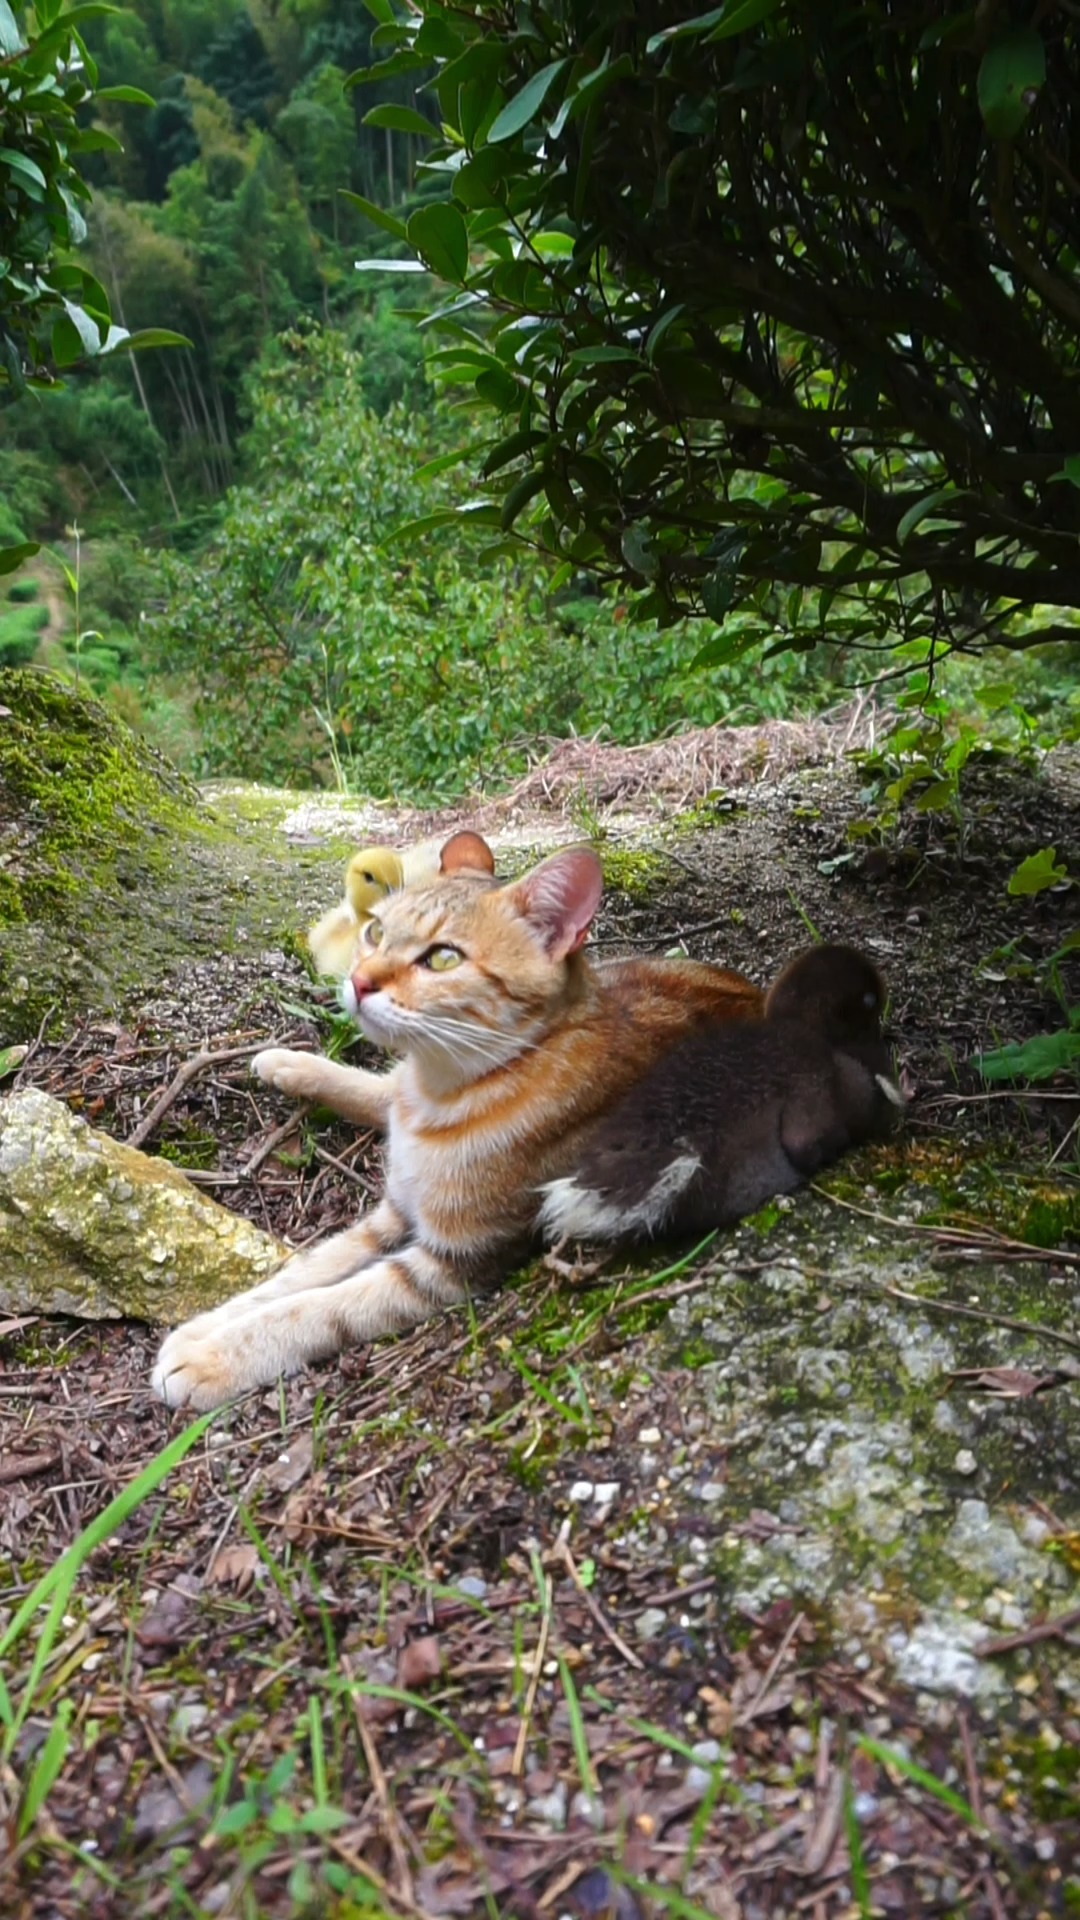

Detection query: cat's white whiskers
xmin=421 ymin=1013 xmax=543 ymax=1057
xmin=417 ymin=1018 xmax=522 ymax=1071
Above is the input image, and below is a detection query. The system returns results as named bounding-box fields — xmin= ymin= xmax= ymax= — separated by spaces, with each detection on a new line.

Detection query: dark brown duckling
xmin=538 ymin=943 xmax=904 ymax=1245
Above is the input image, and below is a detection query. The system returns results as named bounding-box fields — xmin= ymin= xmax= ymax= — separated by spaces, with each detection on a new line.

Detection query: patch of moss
xmin=599 ymin=847 xmax=666 ymax=900
xmin=673 ymin=791 xmax=748 ymax=833
xmin=0 ymin=671 xmax=355 ymax=1041
xmin=158 ymin=1131 xmax=220 ymax=1172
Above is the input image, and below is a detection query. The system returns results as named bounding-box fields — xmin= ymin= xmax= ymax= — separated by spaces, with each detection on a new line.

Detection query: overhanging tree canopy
xmin=355 ymin=0 xmax=1080 ymax=670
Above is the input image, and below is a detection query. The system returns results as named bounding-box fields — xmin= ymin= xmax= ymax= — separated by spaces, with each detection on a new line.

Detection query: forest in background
xmin=0 ymin=0 xmax=814 ymax=793
xmin=2 ymin=0 xmax=1079 ymax=802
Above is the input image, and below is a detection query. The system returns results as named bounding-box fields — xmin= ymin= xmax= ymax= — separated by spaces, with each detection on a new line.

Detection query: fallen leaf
xmin=698 ymin=1684 xmax=734 ymax=1737
xmin=135 ymin=1588 xmax=193 ymax=1651
xmin=262 ymin=1431 xmax=314 ymax=1493
xmin=397 ymin=1634 xmax=443 ymax=1690
xmin=207 ymin=1542 xmax=262 ymax=1591
xmin=948 ymin=1366 xmax=1063 ymax=1399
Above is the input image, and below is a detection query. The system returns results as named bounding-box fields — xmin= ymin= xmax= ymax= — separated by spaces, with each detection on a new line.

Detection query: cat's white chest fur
xmin=383 ymin=1075 xmax=471 ymax=1235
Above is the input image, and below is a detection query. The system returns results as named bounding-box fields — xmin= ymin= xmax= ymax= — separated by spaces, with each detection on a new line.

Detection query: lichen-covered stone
xmin=0 ymin=1088 xmax=287 ymax=1322
xmin=660 ymin=1160 xmax=1080 ymax=1700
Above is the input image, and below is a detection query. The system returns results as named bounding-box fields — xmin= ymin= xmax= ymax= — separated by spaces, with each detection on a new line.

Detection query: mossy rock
xmin=0 ymin=669 xmax=331 ymax=1042
xmin=0 ymin=669 xmax=203 ymax=1038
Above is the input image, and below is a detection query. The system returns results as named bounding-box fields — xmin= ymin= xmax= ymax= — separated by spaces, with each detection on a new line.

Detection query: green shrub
xmin=6 ymin=580 xmax=39 ymax=605
xmin=149 ymin=329 xmax=827 ymax=797
xmin=0 ymin=603 xmax=49 ymax=668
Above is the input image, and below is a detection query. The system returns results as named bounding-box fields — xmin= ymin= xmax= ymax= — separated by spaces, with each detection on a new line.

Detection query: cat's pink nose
xmin=350 ymin=973 xmax=377 ymax=1000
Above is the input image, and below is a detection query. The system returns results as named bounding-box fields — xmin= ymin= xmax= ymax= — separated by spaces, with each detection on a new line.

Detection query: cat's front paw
xmin=252 ymin=1047 xmax=319 ymax=1102
xmin=153 ymin=1316 xmax=264 ymax=1410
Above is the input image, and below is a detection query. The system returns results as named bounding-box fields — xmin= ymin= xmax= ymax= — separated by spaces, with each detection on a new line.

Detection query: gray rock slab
xmin=0 ymin=1088 xmax=287 ymax=1322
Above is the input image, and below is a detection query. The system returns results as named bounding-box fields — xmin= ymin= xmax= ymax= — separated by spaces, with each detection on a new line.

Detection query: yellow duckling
xmin=307 ymin=844 xmax=410 ymax=979
xmin=307 ymin=831 xmax=495 ymax=978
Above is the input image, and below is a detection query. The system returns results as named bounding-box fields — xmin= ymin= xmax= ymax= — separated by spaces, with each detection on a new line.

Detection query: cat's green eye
xmin=365 ymin=920 xmax=384 ymax=948
xmin=422 ymin=945 xmax=464 ymax=972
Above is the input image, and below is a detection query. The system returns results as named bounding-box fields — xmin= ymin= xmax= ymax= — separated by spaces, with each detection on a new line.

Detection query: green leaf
xmin=895 ymin=487 xmax=970 ymax=545
xmin=362 ymin=104 xmax=441 ymax=138
xmin=621 ymin=526 xmax=659 ymax=578
xmin=382 ymin=503 xmax=499 ymax=549
xmin=500 ymin=469 xmax=547 ymax=530
xmin=705 ymin=0 xmax=783 ymax=41
xmin=73 ymin=128 xmax=124 ymax=153
xmin=0 ymin=149 xmax=47 ymax=195
xmin=407 ymin=203 xmax=468 ymax=283
xmin=96 ymin=84 xmax=155 ymax=104
xmin=646 ymin=7 xmax=728 ymax=53
xmin=415 ymin=17 xmax=462 ymax=57
xmin=0 ymin=1044 xmax=28 ymax=1080
xmin=550 ymin=53 xmax=634 ymax=136
xmin=346 ymin=50 xmax=428 ymax=85
xmin=482 ymin=428 xmax=546 ymax=476
xmin=0 ymin=0 xmax=21 ymax=56
xmin=978 ymin=29 xmax=1046 ymax=139
xmin=109 ymin=327 xmax=192 ymax=353
xmin=975 ymin=1030 xmax=1080 ymax=1084
xmin=701 ymin=552 xmax=743 ymax=621
xmin=488 ymin=58 xmax=569 ymax=143
xmin=1007 ymin=847 xmax=1069 ymax=896
xmin=214 ymin=1801 xmax=259 ymax=1837
xmin=359 ymin=0 xmax=395 ymax=22
xmin=646 ymin=305 xmax=687 ymax=360
xmin=691 ymin=624 xmax=759 ymax=669
xmin=354 ymin=258 xmax=429 ymax=273
xmin=53 ymin=302 xmax=101 ymax=367
xmin=298 ymin=1805 xmax=349 ymax=1833
xmin=339 ymin=192 xmax=408 ymax=240
xmin=0 ymin=543 xmax=41 ymax=576
xmin=567 ymin=345 xmax=642 ymax=366
xmin=413 ymin=445 xmax=478 ymax=481
xmin=1049 ymin=454 xmax=1080 ymax=490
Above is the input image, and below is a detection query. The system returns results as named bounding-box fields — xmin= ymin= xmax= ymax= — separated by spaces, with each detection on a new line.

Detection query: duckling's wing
xmin=307 ymin=900 xmax=361 ymax=978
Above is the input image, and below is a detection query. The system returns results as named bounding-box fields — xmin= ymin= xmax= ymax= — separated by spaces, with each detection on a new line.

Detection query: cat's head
xmin=341 ymin=841 xmax=604 ymax=1084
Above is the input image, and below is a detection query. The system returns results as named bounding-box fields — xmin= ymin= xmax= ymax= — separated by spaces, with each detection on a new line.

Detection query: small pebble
xmin=699 ymin=1481 xmax=725 ymax=1503
xmin=527 ymin=1782 xmax=568 ymax=1828
xmin=593 ymin=1481 xmax=620 ymax=1505
xmin=456 ymin=1575 xmax=488 ymax=1600
xmin=569 ymin=1789 xmax=604 ymax=1828
xmin=569 ymin=1480 xmax=594 ymax=1503
xmin=1035 ymin=1836 xmax=1056 ymax=1862
xmin=638 ymin=1426 xmax=661 ymax=1445
xmin=953 ymin=1449 xmax=978 ymax=1476
xmin=635 ymin=1608 xmax=667 ymax=1642
xmin=171 ymin=1702 xmax=209 ymax=1737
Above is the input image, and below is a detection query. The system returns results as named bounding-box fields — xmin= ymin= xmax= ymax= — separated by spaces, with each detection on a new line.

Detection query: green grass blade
xmin=843 ymin=1770 xmax=873 ymax=1919
xmin=856 ymin=1734 xmax=981 ymax=1827
xmin=558 ymin=1655 xmax=597 ymax=1795
xmin=0 ymin=1411 xmax=216 ymax=1747
xmin=17 ymin=1698 xmax=74 ymax=1837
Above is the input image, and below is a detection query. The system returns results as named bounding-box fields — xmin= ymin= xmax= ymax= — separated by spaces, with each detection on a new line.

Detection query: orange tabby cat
xmin=152 ymin=840 xmax=762 ymax=1409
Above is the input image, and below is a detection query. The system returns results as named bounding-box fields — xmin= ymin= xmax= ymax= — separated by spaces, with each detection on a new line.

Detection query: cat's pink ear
xmin=513 ymin=848 xmax=604 ymax=959
xmin=440 ymin=830 xmax=496 ymax=876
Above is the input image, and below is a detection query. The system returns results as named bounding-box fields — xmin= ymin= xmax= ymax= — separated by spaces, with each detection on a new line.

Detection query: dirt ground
xmin=1 ymin=726 xmax=1079 ymax=1918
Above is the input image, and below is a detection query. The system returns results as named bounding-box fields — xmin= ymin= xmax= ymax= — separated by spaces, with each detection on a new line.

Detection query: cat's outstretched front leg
xmin=152 ymin=1199 xmax=409 ymax=1408
xmin=252 ymin=1048 xmax=398 ymax=1129
xmin=152 ymin=1228 xmax=470 ymax=1411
